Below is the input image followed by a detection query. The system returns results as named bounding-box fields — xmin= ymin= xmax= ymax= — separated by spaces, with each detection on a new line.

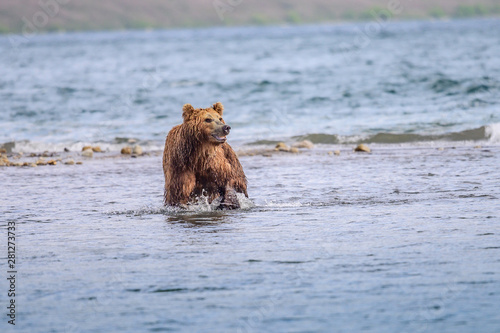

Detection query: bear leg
xmin=219 ymin=186 xmax=241 ymax=210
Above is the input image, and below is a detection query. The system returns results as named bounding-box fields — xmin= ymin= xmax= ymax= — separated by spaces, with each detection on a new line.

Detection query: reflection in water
xmin=166 ymin=211 xmax=229 ymax=226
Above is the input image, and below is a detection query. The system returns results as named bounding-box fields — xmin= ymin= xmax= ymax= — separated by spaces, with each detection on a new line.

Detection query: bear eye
xmin=219 ymin=118 xmax=223 ymax=121
xmin=205 ymin=118 xmax=213 ymax=123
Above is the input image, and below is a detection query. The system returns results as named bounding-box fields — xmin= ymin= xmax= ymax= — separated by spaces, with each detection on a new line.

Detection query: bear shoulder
xmin=164 ymin=124 xmax=196 ymax=171
xmin=222 ymin=143 xmax=248 ymax=197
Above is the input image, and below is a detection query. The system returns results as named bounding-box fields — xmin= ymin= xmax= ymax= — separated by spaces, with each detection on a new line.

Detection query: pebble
xmin=29 ymin=163 xmax=37 ymax=167
xmin=121 ymin=147 xmax=132 ymax=154
xmin=292 ymin=140 xmax=314 ymax=149
xmin=47 ymin=160 xmax=57 ymax=165
xmin=64 ymin=159 xmax=75 ymax=165
xmin=132 ymin=145 xmax=143 ymax=155
xmin=474 ymin=145 xmax=482 ymax=149
xmin=36 ymin=158 xmax=47 ymax=166
xmin=0 ymin=148 xmax=6 ymax=154
xmin=76 ymin=162 xmax=83 ymax=165
xmin=82 ymin=146 xmax=92 ymax=151
xmin=275 ymin=142 xmax=290 ymax=152
xmin=92 ymin=146 xmax=102 ymax=153
xmin=82 ymin=149 xmax=93 ymax=158
xmin=334 ymin=150 xmax=341 ymax=156
xmin=438 ymin=147 xmax=445 ymax=151
xmin=290 ymin=147 xmax=299 ymax=153
xmin=0 ymin=155 xmax=9 ymax=166
xmin=1 ymin=142 xmax=15 ymax=153
xmin=354 ymin=144 xmax=371 ymax=153
xmin=64 ymin=147 xmax=70 ymax=152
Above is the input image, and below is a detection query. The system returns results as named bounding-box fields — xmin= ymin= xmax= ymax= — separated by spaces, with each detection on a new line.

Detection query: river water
xmin=1 ymin=18 xmax=500 ymax=333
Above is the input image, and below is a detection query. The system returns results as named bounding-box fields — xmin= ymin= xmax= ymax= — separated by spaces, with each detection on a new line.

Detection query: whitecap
xmin=485 ymin=122 xmax=500 ymax=143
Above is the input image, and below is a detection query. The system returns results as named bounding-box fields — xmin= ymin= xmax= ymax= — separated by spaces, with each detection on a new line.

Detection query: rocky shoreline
xmin=0 ymin=144 xmax=163 ymax=168
xmin=0 ymin=140 xmax=386 ymax=168
xmin=1 ymin=140 xmax=491 ymax=169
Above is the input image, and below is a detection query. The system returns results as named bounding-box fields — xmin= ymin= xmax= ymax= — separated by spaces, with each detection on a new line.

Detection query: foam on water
xmin=292 ymin=125 xmax=495 ymax=145
xmin=108 ymin=193 xmax=255 ymax=216
xmin=107 ymin=205 xmax=179 ymax=216
xmin=486 ymin=122 xmax=500 ymax=143
xmin=4 ymin=140 xmax=164 ymax=154
xmin=262 ymin=200 xmax=310 ymax=208
xmin=183 ymin=193 xmax=255 ymax=212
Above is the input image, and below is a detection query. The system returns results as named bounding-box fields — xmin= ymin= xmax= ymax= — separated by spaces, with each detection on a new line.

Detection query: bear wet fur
xmin=163 ymin=102 xmax=248 ymax=209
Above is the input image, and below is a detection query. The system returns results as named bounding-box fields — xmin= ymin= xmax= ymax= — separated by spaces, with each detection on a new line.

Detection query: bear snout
xmin=222 ymin=125 xmax=231 ymax=135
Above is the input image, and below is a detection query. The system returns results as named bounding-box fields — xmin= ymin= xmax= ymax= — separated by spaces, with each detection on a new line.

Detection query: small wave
xmin=1 ymin=140 xmax=164 ymax=153
xmin=257 ymin=80 xmax=273 ymax=86
xmin=168 ymin=80 xmax=203 ymax=88
xmin=361 ymin=127 xmax=486 ymax=144
xmin=465 ymin=77 xmax=498 ymax=94
xmin=307 ymin=96 xmax=331 ymax=103
xmin=56 ymin=87 xmax=77 ymax=95
xmin=430 ymin=78 xmax=460 ymax=93
xmin=292 ymin=133 xmax=340 ymax=144
xmin=292 ymin=125 xmax=497 ymax=145
xmin=485 ymin=123 xmax=500 ymax=143
xmin=466 ymin=84 xmax=491 ymax=94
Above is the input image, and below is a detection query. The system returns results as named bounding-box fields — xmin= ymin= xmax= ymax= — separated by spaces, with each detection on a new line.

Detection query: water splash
xmin=486 ymin=123 xmax=500 ymax=143
xmin=106 ymin=205 xmax=180 ymax=216
xmin=107 ymin=193 xmax=255 ymax=216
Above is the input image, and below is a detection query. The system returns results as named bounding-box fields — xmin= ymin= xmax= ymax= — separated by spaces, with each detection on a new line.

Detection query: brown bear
xmin=162 ymin=102 xmax=248 ymax=209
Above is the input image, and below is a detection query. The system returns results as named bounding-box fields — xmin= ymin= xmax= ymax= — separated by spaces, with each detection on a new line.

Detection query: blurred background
xmin=1 ymin=0 xmax=499 ymax=150
xmin=1 ymin=0 xmax=500 ymax=33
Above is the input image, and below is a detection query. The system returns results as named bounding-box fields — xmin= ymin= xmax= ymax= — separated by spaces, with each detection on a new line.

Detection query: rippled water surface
xmin=1 ymin=19 xmax=500 ymax=149
xmin=2 ymin=146 xmax=500 ymax=332
xmin=1 ymin=18 xmax=500 ymax=333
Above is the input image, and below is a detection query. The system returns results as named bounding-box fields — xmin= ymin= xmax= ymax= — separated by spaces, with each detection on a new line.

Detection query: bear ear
xmin=212 ymin=102 xmax=224 ymax=116
xmin=182 ymin=104 xmax=195 ymax=121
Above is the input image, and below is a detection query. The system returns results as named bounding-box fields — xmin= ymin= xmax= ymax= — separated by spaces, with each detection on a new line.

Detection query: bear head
xmin=182 ymin=102 xmax=231 ymax=144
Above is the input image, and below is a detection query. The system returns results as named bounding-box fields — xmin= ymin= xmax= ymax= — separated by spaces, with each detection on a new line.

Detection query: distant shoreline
xmin=1 ymin=1 xmax=499 ymax=35
xmin=1 ymin=15 xmax=499 ymax=37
